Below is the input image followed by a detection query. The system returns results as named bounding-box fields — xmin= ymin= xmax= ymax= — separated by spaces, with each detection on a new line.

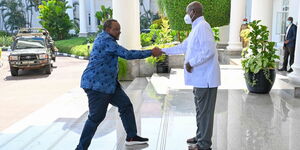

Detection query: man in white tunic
xmin=161 ymin=1 xmax=221 ymax=150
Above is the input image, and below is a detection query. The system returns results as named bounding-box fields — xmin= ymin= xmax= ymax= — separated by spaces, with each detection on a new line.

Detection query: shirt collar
xmin=192 ymin=16 xmax=205 ymax=28
xmin=101 ymin=31 xmax=116 ymax=41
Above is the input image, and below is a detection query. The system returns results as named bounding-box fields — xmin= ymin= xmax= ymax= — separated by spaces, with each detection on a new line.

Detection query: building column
xmin=288 ymin=6 xmax=300 ymax=83
xmin=226 ymin=0 xmax=246 ymax=51
xmin=89 ymin=0 xmax=97 ymax=32
xmin=112 ymin=0 xmax=141 ymax=49
xmin=79 ymin=0 xmax=87 ymax=37
xmin=251 ymin=0 xmax=274 ymax=40
xmin=66 ymin=0 xmax=75 ymax=34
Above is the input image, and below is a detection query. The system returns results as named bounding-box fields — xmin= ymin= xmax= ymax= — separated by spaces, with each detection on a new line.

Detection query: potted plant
xmin=145 ymin=45 xmax=170 ymax=73
xmin=144 ymin=19 xmax=175 ymax=73
xmin=241 ymin=20 xmax=280 ymax=93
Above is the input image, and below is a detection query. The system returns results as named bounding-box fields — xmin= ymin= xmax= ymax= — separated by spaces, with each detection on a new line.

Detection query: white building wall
xmin=245 ymin=0 xmax=252 ymax=21
xmin=289 ymin=0 xmax=300 ymax=24
xmin=95 ymin=0 xmax=112 ymax=9
xmin=271 ymin=0 xmax=283 ymax=45
xmin=218 ymin=25 xmax=229 ymax=45
xmin=94 ymin=0 xmax=112 ymax=27
xmin=251 ymin=0 xmax=274 ymax=40
xmin=0 ymin=0 xmax=159 ymax=33
xmin=31 ymin=11 xmax=42 ymax=28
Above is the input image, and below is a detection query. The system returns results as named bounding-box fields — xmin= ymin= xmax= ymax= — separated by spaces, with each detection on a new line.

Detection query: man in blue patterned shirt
xmin=76 ymin=19 xmax=162 ymax=150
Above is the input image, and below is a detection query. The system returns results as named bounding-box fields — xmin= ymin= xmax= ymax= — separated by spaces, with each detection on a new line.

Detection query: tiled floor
xmin=0 ymin=68 xmax=300 ymax=150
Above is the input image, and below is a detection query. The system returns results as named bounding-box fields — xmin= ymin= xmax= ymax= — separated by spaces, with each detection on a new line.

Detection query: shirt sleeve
xmin=188 ymin=24 xmax=216 ymax=67
xmin=162 ymin=38 xmax=188 ymax=55
xmin=105 ymin=40 xmax=152 ymax=60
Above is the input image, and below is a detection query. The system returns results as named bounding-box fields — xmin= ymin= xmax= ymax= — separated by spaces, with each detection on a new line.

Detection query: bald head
xmin=186 ymin=1 xmax=203 ymax=21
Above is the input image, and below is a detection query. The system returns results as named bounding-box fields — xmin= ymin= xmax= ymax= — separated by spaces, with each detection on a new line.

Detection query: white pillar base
xmin=79 ymin=32 xmax=88 ymax=37
xmin=226 ymin=42 xmax=243 ymax=51
xmin=69 ymin=29 xmax=76 ymax=34
xmin=288 ymin=66 xmax=300 ymax=84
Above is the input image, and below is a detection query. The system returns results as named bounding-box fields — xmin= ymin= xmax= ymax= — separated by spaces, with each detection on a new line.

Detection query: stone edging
xmin=56 ymin=52 xmax=89 ymax=60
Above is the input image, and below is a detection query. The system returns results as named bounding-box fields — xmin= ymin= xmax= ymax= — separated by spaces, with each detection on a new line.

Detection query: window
xmin=276 ymin=0 xmax=289 ymax=42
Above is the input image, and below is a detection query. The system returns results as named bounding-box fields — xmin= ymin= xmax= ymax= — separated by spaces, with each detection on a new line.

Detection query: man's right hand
xmin=284 ymin=40 xmax=289 ymax=44
xmin=152 ymin=47 xmax=162 ymax=57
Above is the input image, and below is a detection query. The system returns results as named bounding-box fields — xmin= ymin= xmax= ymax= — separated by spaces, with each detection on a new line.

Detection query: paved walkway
xmin=0 ymin=66 xmax=300 ymax=150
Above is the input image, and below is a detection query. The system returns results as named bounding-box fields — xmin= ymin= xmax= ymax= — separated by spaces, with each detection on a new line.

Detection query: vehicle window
xmin=15 ymin=38 xmax=45 ymax=49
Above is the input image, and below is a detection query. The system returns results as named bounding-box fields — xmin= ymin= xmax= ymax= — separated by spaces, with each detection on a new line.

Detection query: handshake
xmin=151 ymin=47 xmax=163 ymax=57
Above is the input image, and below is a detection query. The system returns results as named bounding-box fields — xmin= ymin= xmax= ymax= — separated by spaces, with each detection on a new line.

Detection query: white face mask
xmin=184 ymin=14 xmax=192 ymax=24
xmin=287 ymin=20 xmax=292 ymax=25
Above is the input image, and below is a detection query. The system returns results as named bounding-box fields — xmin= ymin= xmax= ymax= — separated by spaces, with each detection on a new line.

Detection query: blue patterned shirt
xmin=80 ymin=31 xmax=152 ymax=94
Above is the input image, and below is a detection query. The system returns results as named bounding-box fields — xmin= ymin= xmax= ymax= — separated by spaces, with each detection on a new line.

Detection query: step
xmin=168 ymin=68 xmax=192 ymax=90
xmin=50 ymin=77 xmax=153 ymax=150
xmin=149 ymin=73 xmax=169 ymax=95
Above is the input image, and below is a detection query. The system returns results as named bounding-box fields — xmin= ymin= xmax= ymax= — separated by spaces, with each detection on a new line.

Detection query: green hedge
xmin=0 ymin=31 xmax=11 ymax=37
xmin=70 ymin=44 xmax=92 ymax=57
xmin=0 ymin=36 xmax=13 ymax=47
xmin=55 ymin=37 xmax=86 ymax=53
xmin=161 ymin=0 xmax=230 ymax=30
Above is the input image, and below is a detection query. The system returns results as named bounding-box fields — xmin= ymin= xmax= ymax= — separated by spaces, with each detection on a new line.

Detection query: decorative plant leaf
xmin=241 ymin=20 xmax=279 ymax=86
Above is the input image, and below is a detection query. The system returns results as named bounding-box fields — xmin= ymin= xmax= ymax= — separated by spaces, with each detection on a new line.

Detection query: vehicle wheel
xmin=10 ymin=67 xmax=18 ymax=76
xmin=45 ymin=64 xmax=51 ymax=74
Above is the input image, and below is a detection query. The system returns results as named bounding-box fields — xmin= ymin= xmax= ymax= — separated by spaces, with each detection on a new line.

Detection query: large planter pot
xmin=156 ymin=55 xmax=169 ymax=73
xmin=244 ymin=69 xmax=276 ymax=94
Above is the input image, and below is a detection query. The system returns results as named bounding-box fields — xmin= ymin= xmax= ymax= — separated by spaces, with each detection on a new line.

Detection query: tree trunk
xmin=177 ymin=31 xmax=181 ymax=42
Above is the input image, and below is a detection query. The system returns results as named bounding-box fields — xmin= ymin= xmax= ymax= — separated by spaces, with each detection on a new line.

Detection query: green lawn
xmin=55 ymin=37 xmax=87 ymax=54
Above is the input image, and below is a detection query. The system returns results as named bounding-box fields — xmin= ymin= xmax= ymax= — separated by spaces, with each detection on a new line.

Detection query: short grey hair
xmin=187 ymin=1 xmax=203 ymax=16
xmin=103 ymin=19 xmax=118 ymax=30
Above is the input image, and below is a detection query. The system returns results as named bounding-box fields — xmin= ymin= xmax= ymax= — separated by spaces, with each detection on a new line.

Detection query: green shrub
xmin=118 ymin=58 xmax=127 ymax=79
xmin=70 ymin=44 xmax=92 ymax=57
xmin=140 ymin=19 xmax=177 ymax=47
xmin=0 ymin=36 xmax=13 ymax=47
xmin=84 ymin=35 xmax=97 ymax=44
xmin=38 ymin=0 xmax=73 ymax=40
xmin=55 ymin=37 xmax=86 ymax=53
xmin=0 ymin=31 xmax=10 ymax=37
xmin=145 ymin=43 xmax=174 ymax=64
xmin=95 ymin=5 xmax=113 ymax=32
xmin=212 ymin=27 xmax=220 ymax=41
xmin=160 ymin=0 xmax=230 ymax=30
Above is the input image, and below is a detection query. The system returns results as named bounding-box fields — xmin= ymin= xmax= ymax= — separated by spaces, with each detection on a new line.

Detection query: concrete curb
xmin=56 ymin=52 xmax=89 ymax=60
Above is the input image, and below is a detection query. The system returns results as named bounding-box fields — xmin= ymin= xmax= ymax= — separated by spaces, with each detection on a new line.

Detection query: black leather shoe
xmin=125 ymin=135 xmax=149 ymax=145
xmin=287 ymin=68 xmax=293 ymax=73
xmin=188 ymin=144 xmax=211 ymax=150
xmin=186 ymin=137 xmax=197 ymax=144
xmin=278 ymin=68 xmax=287 ymax=71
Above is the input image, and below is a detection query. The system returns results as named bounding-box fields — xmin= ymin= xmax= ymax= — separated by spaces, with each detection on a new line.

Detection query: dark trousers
xmin=193 ymin=87 xmax=218 ymax=149
xmin=282 ymin=46 xmax=295 ymax=69
xmin=76 ymin=85 xmax=137 ymax=150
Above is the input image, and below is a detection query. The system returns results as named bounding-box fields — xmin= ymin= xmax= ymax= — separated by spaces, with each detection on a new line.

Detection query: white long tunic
xmin=162 ymin=16 xmax=221 ymax=88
